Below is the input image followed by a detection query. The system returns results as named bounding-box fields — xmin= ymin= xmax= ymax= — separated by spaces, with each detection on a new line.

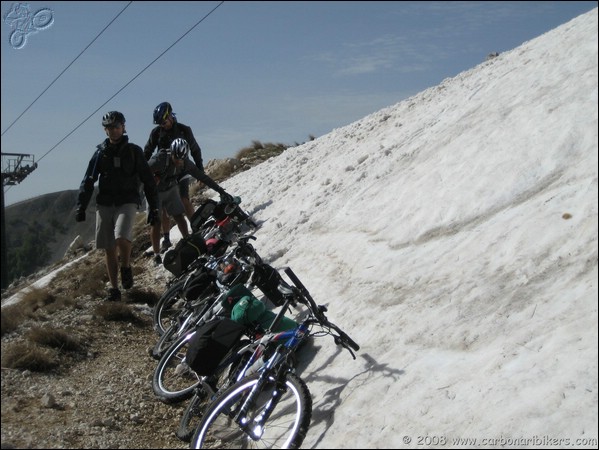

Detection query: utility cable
xmin=1 ymin=2 xmax=134 ymax=137
xmin=36 ymin=1 xmax=225 ymax=164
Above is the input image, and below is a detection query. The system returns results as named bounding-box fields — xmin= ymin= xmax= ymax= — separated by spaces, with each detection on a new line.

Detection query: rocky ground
xmin=1 ymin=250 xmax=193 ymax=449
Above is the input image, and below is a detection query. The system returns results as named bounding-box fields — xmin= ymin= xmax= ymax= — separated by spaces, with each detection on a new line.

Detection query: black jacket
xmin=77 ymin=136 xmax=159 ymax=211
xmin=143 ymin=121 xmax=204 ymax=170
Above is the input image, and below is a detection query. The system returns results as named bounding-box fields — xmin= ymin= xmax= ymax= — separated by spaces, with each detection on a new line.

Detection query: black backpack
xmin=253 ymin=264 xmax=287 ymax=307
xmin=163 ymin=233 xmax=208 ymax=276
xmin=185 ymin=318 xmax=246 ymax=376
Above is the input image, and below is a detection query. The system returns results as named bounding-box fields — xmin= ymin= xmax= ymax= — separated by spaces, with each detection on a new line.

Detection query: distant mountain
xmin=4 ymin=189 xmax=97 ymax=284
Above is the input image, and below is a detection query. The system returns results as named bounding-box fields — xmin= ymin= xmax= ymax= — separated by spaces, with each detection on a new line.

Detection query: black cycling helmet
xmin=170 ymin=138 xmax=189 ymax=159
xmin=102 ymin=111 xmax=125 ymax=127
xmin=153 ymin=102 xmax=172 ymax=125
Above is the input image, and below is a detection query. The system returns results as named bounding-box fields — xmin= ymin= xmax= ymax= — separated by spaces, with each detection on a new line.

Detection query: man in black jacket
xmin=76 ymin=111 xmax=160 ymax=301
xmin=144 ymin=101 xmax=204 ymax=252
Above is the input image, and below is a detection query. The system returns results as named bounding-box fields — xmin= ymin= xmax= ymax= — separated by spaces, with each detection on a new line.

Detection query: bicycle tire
xmin=177 ymin=390 xmax=209 ymax=442
xmin=153 ymin=274 xmax=216 ymax=336
xmin=176 ymin=348 xmax=251 ymax=442
xmin=152 ymin=331 xmax=200 ymax=403
xmin=153 ymin=330 xmax=250 ymax=404
xmin=190 ymin=372 xmax=312 ymax=449
xmin=151 ymin=323 xmax=179 ymax=360
xmin=32 ymin=8 xmax=54 ymax=29
xmin=153 ymin=278 xmax=187 ymax=336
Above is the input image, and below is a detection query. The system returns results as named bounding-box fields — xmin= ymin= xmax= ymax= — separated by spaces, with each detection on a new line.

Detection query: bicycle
xmin=176 ymin=278 xmax=301 ymax=441
xmin=189 ymin=267 xmax=360 ymax=449
xmin=151 ymin=236 xmax=274 ymax=360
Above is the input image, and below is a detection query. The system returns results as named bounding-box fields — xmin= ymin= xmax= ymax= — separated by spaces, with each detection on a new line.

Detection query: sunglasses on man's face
xmin=105 ymin=124 xmax=122 ymax=129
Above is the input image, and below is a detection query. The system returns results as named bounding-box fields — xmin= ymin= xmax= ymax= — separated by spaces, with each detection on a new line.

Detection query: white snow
xmin=215 ymin=8 xmax=598 ymax=448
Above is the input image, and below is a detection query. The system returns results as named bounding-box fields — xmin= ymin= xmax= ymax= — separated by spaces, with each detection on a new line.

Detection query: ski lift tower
xmin=1 ymin=152 xmax=38 ymax=290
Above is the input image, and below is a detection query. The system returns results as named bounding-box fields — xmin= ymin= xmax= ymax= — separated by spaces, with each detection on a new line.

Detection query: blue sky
xmin=1 ymin=1 xmax=596 ymax=205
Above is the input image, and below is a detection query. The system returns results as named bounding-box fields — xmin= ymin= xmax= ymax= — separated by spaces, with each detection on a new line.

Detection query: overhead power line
xmin=36 ymin=0 xmax=225 ymax=165
xmin=1 ymin=2 xmax=134 ymax=137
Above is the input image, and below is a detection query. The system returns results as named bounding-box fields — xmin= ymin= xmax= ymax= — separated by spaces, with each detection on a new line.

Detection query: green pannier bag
xmin=230 ymin=293 xmax=298 ymax=332
xmin=221 ymin=284 xmax=298 ymax=332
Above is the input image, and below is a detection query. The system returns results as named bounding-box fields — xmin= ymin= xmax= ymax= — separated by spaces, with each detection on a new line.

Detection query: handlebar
xmin=283 ymin=267 xmax=360 ymax=356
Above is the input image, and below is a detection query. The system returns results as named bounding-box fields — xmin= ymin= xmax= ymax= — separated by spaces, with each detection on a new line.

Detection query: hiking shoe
xmin=106 ymin=288 xmax=121 ymax=302
xmin=121 ymin=266 xmax=133 ymax=289
xmin=153 ymin=254 xmax=162 ymax=267
xmin=160 ymin=238 xmax=172 ymax=253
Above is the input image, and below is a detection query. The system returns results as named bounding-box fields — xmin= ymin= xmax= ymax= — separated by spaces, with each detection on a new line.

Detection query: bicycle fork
xmin=236 ymin=375 xmax=288 ymax=441
xmin=234 ymin=351 xmax=289 ymax=440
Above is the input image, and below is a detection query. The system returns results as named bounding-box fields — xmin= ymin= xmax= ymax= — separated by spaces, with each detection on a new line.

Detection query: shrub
xmin=1 ymin=304 xmax=25 ymax=336
xmin=126 ymin=288 xmax=160 ymax=307
xmin=26 ymin=326 xmax=84 ymax=352
xmin=19 ymin=287 xmax=57 ymax=314
xmin=94 ymin=302 xmax=139 ymax=322
xmin=235 ymin=146 xmax=254 ymax=160
xmin=2 ymin=342 xmax=59 ymax=372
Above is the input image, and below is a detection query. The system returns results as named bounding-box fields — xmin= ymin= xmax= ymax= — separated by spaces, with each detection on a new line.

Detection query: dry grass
xmin=235 ymin=141 xmax=288 ymax=161
xmin=19 ymin=287 xmax=58 ymax=313
xmin=131 ymin=213 xmax=152 ymax=255
xmin=59 ymin=254 xmax=108 ymax=298
xmin=94 ymin=302 xmax=140 ymax=323
xmin=1 ymin=342 xmax=59 ymax=371
xmin=1 ymin=304 xmax=25 ymax=336
xmin=26 ymin=326 xmax=84 ymax=353
xmin=126 ymin=288 xmax=160 ymax=307
xmin=1 ymin=288 xmax=76 ymax=336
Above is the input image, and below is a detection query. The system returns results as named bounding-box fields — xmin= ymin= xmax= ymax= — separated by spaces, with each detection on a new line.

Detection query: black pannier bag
xmin=253 ymin=264 xmax=286 ymax=307
xmin=186 ymin=318 xmax=247 ymax=376
xmin=184 ymin=271 xmax=218 ymax=302
xmin=163 ymin=232 xmax=208 ymax=276
xmin=190 ymin=199 xmax=218 ymax=232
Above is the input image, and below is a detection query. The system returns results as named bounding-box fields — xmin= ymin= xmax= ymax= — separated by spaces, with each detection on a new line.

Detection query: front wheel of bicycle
xmin=190 ymin=372 xmax=312 ymax=449
xmin=176 ymin=346 xmax=251 ymax=442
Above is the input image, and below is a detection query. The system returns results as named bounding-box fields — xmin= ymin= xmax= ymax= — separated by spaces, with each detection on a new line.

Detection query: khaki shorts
xmin=154 ymin=185 xmax=185 ymax=217
xmin=95 ymin=203 xmax=138 ymax=249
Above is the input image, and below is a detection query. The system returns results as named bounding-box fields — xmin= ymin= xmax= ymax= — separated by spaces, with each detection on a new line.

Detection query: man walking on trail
xmin=144 ymin=101 xmax=204 ymax=252
xmin=76 ymin=111 xmax=160 ymax=302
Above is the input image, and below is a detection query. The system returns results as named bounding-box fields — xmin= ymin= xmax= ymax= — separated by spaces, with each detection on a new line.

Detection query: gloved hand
xmin=75 ymin=208 xmax=86 ymax=222
xmin=147 ymin=209 xmax=161 ymax=226
xmin=220 ymin=191 xmax=234 ymax=204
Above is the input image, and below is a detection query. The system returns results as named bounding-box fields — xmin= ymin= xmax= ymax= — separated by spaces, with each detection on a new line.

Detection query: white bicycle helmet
xmin=170 ymin=138 xmax=189 ymax=160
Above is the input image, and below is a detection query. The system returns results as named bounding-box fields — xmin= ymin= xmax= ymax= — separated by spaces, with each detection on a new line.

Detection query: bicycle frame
xmin=229 ymin=322 xmax=311 ymax=441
